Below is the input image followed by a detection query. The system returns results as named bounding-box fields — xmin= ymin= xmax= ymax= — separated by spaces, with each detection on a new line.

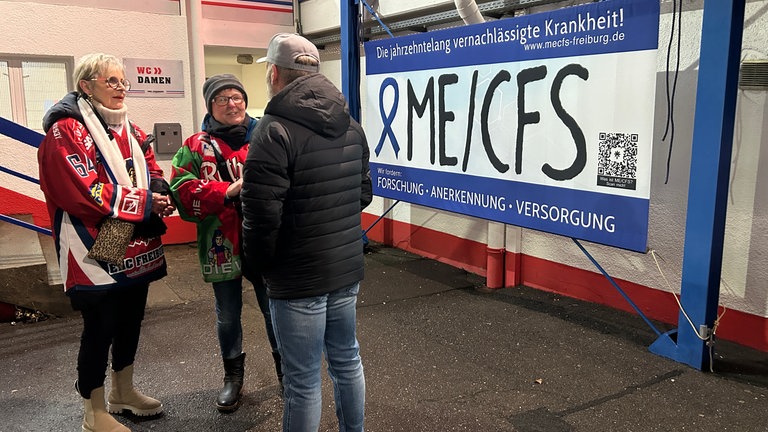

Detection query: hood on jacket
xmin=42 ymin=91 xmax=83 ymax=132
xmin=264 ymin=74 xmax=350 ymax=139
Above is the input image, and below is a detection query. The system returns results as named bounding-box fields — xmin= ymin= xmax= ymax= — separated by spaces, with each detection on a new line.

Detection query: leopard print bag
xmin=87 ymin=218 xmax=135 ymax=267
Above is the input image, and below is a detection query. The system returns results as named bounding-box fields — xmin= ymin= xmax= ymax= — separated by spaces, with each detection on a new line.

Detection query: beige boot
xmin=107 ymin=364 xmax=163 ymax=416
xmin=83 ymin=386 xmax=130 ymax=432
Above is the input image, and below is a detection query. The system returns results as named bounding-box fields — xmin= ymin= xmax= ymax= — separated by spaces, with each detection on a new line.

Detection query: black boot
xmin=217 ymin=353 xmax=245 ymax=412
xmin=272 ymin=351 xmax=284 ymax=395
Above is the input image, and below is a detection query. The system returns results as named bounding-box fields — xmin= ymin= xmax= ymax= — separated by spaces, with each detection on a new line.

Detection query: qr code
xmin=596 ymin=132 xmax=638 ymax=190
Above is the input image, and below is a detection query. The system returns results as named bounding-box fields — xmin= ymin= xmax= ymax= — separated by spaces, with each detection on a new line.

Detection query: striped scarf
xmin=76 ymin=97 xmax=148 ymax=191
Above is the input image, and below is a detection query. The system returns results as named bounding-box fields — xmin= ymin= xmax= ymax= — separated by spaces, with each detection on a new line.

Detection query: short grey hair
xmin=275 ymin=55 xmax=319 ymax=84
xmin=73 ymin=53 xmax=125 ymax=95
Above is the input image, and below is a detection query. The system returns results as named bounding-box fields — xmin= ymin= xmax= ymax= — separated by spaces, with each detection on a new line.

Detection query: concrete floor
xmin=1 ymin=243 xmax=767 ymax=431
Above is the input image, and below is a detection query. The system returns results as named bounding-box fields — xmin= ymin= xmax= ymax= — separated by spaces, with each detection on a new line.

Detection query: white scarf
xmin=77 ymin=97 xmax=148 ymax=189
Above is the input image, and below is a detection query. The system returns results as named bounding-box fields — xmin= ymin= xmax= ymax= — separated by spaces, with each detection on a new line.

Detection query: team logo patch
xmin=121 ymin=188 xmax=142 ymax=215
xmin=89 ymin=183 xmax=104 ymax=206
xmin=83 ymin=135 xmax=94 ymax=151
xmin=121 ymin=198 xmax=139 ymax=214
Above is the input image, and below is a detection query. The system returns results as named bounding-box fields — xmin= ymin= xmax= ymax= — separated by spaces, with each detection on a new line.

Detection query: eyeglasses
xmin=213 ymin=95 xmax=245 ymax=106
xmin=90 ymin=76 xmax=131 ymax=91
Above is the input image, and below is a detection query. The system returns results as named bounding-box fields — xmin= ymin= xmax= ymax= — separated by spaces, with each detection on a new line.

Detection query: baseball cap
xmin=256 ymin=33 xmax=320 ymax=73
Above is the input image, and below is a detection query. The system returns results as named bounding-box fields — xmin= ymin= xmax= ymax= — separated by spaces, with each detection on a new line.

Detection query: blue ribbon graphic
xmin=374 ymin=78 xmax=400 ymax=157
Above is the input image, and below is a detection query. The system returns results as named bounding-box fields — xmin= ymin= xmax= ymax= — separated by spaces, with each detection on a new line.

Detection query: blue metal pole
xmin=649 ymin=0 xmax=745 ymax=370
xmin=341 ymin=0 xmax=361 ymax=122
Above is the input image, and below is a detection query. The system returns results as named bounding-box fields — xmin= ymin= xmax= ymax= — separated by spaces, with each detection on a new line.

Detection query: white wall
xmin=300 ymin=0 xmax=467 ymax=34
xmin=203 ymin=62 xmax=270 ymax=119
xmin=0 ymin=0 xmax=292 ymax=199
xmin=1 ymin=0 xmax=193 ymax=188
xmin=308 ymin=0 xmax=768 ymax=319
xmin=2 ymin=0 xmax=766 ymax=320
xmin=1 ymin=0 xmax=179 ymax=14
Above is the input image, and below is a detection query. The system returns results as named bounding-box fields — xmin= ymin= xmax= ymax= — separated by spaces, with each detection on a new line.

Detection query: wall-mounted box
xmin=153 ymin=123 xmax=182 ymax=155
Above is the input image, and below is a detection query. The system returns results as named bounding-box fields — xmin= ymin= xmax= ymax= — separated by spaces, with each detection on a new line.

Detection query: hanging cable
xmin=649 ymin=249 xmax=726 ymax=372
xmin=662 ymin=0 xmax=676 ymax=141
xmin=662 ymin=0 xmax=683 ymax=184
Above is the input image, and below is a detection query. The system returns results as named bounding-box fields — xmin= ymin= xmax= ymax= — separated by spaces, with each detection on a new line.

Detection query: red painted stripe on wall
xmin=0 ymin=187 xmax=195 ymax=245
xmin=0 ymin=188 xmax=49 ymax=227
xmin=362 ymin=212 xmax=488 ymax=276
xmin=7 ymin=199 xmax=764 ymax=352
xmin=161 ymin=216 xmax=197 ymax=245
xmin=520 ymin=253 xmax=681 ymax=323
xmin=361 ymin=212 xmax=768 ymax=352
xmin=202 ymin=1 xmax=292 ymax=13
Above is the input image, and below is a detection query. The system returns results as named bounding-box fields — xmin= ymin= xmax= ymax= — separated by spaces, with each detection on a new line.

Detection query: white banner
xmin=364 ymin=0 xmax=660 ymax=252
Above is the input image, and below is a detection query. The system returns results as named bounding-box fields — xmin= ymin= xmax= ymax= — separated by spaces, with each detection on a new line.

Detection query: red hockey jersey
xmin=38 ymin=116 xmax=167 ymax=292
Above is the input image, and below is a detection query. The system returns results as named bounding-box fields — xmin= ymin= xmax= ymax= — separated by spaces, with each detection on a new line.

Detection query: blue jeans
xmin=213 ymin=277 xmax=277 ymax=360
xmin=270 ymin=282 xmax=365 ymax=432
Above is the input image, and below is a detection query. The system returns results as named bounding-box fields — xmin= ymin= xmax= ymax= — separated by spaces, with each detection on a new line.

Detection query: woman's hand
xmin=225 ymin=179 xmax=243 ymax=200
xmin=151 ymin=193 xmax=175 ymax=217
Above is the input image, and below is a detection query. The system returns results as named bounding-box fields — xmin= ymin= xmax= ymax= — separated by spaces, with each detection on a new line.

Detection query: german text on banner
xmin=364 ymin=0 xmax=660 ymax=252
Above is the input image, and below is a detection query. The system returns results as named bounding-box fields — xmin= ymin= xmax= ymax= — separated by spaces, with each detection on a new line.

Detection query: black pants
xmin=69 ymin=283 xmax=149 ymax=399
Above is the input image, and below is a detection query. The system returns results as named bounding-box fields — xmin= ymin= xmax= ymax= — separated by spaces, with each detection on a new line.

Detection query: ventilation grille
xmin=739 ymin=61 xmax=768 ymax=90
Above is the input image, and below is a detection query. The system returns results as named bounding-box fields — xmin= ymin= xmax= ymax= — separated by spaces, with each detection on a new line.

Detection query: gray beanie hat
xmin=202 ymin=74 xmax=248 ymax=113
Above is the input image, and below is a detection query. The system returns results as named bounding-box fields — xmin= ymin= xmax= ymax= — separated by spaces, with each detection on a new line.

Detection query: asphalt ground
xmin=1 ymin=243 xmax=767 ymax=431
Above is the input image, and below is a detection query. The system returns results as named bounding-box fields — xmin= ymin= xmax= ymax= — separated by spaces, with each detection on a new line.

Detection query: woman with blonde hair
xmin=38 ymin=53 xmax=175 ymax=431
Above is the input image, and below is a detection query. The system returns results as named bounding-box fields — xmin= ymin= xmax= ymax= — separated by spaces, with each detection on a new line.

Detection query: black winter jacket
xmin=241 ymin=73 xmax=372 ymax=300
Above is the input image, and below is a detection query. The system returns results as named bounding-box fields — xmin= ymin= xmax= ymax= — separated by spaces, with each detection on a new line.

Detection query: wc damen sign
xmin=364 ymin=0 xmax=659 ymax=252
xmin=124 ymin=58 xmax=185 ymax=97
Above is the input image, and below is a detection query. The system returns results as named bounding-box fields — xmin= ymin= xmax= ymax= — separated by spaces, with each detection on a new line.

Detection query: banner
xmin=364 ymin=0 xmax=659 ymax=252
